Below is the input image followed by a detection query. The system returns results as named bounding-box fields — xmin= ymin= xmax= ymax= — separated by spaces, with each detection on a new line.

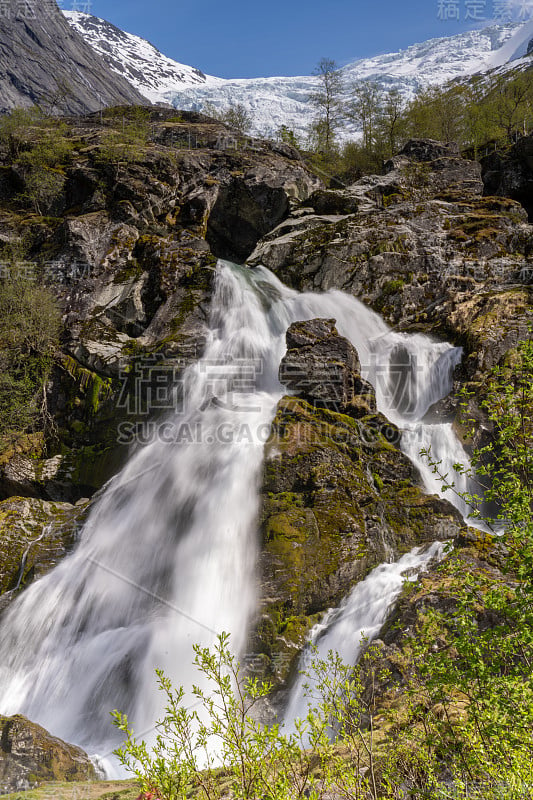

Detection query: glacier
xmin=64 ymin=11 xmax=533 ymax=141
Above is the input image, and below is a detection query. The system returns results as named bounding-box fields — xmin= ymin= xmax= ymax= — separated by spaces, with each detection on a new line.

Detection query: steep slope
xmin=63 ymin=13 xmax=531 ymax=139
xmin=63 ymin=11 xmax=219 ymax=103
xmin=0 ymin=0 xmax=146 ymax=114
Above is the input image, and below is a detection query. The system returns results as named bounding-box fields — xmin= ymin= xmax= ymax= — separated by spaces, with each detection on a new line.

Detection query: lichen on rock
xmin=0 ymin=715 xmax=97 ymax=794
xmin=250 ymin=319 xmax=464 ymax=686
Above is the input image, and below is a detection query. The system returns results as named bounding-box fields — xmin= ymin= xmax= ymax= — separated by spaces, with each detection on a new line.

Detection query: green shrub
xmin=0 ymin=106 xmax=44 ymax=161
xmin=0 ymin=275 xmax=61 ymax=444
xmin=96 ymin=107 xmax=151 ymax=167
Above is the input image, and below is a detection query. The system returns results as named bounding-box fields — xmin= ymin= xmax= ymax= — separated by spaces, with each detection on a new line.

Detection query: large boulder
xmin=0 ymin=715 xmax=97 ymax=794
xmin=279 ymin=319 xmax=376 ymax=414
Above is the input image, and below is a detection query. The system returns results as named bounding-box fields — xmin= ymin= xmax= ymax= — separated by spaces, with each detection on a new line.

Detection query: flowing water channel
xmin=0 ymin=261 xmax=477 ymax=768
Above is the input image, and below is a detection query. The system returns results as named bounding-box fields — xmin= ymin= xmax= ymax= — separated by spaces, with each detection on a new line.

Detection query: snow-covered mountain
xmin=63 ymin=11 xmax=533 ymax=140
xmin=63 ymin=11 xmax=221 ymax=102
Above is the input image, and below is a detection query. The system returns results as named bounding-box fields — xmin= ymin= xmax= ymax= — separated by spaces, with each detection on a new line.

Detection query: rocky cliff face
xmin=0 ymin=107 xmax=320 ymax=597
xmin=249 ymin=139 xmax=533 ymax=381
xmin=0 ymin=118 xmax=531 ymax=786
xmin=0 ymin=1 xmax=146 ymax=113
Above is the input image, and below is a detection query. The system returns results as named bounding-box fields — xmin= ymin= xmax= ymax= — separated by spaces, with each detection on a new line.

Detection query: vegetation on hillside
xmin=288 ymin=61 xmax=533 ymax=183
xmin=0 ymin=274 xmax=61 ymax=449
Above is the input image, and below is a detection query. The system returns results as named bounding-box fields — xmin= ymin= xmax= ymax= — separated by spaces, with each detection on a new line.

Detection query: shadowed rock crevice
xmin=206 ymin=179 xmax=290 ymax=262
xmin=481 ymin=134 xmax=533 ymax=221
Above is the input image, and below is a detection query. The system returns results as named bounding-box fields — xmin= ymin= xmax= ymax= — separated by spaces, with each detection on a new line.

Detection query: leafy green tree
xmin=15 ymin=125 xmax=73 ymax=214
xmin=277 ymin=125 xmax=300 ymax=148
xmin=220 ymin=103 xmax=254 ymax=135
xmin=486 ymin=71 xmax=533 ymax=142
xmin=403 ymin=83 xmax=465 ymax=144
xmin=377 ymin=88 xmax=407 ymax=159
xmin=112 ymin=634 xmax=393 ymax=800
xmin=202 ymin=102 xmax=254 ymax=135
xmin=97 ymin=107 xmax=151 ymax=175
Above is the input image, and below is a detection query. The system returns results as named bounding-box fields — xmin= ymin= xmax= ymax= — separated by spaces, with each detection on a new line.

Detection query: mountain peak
xmin=63 ymin=10 xmax=214 ymax=103
xmin=61 ymin=12 xmax=533 ymax=139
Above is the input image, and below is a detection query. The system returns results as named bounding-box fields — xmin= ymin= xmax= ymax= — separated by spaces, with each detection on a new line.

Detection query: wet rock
xmin=279 ymin=319 xmax=376 ymax=414
xmin=0 ymin=715 xmax=97 ymax=794
xmin=0 ymin=497 xmax=87 ymax=606
xmin=248 ymin=139 xmax=533 ymax=383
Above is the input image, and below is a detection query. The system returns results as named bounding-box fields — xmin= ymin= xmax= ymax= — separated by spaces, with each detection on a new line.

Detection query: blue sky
xmin=65 ymin=0 xmax=522 ymax=78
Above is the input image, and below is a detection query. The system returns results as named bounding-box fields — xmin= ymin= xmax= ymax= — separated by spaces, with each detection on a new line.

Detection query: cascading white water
xmin=282 ymin=541 xmax=446 ymax=728
xmin=0 ymin=260 xmax=477 ymax=765
xmin=279 ymin=289 xmax=482 ymax=727
xmin=0 ymin=262 xmax=294 ymax=768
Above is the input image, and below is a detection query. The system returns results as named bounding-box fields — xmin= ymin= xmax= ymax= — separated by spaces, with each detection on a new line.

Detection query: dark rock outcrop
xmin=206 ymin=179 xmax=290 ymax=262
xmin=481 ymin=134 xmax=533 ymax=221
xmin=249 ymin=139 xmax=533 ymax=381
xmin=279 ymin=319 xmax=376 ymax=414
xmin=0 ymin=1 xmax=146 ymax=114
xmin=0 ymin=715 xmax=97 ymax=794
xmin=0 ymin=109 xmax=320 ymax=509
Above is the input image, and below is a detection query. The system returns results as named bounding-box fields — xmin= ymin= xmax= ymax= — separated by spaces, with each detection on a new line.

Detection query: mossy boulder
xmin=247 ymin=320 xmax=464 ymax=685
xmin=0 ymin=715 xmax=97 ymax=794
xmin=251 ymin=393 xmax=463 ymax=685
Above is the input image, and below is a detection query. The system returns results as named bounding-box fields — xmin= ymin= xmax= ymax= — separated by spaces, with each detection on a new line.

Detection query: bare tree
xmin=379 ymin=87 xmax=407 ymax=157
xmin=346 ymin=81 xmax=383 ymax=152
xmin=310 ymin=58 xmax=343 ymax=154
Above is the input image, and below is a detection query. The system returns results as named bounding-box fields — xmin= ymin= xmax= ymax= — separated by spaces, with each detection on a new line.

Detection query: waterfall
xmin=0 ymin=262 xmax=293 ymax=768
xmin=282 ymin=541 xmax=446 ymax=728
xmin=0 ymin=261 xmax=476 ymax=765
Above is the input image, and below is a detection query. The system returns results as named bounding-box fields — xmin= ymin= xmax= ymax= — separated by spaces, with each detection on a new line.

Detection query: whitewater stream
xmin=0 ymin=261 xmax=477 ymax=769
